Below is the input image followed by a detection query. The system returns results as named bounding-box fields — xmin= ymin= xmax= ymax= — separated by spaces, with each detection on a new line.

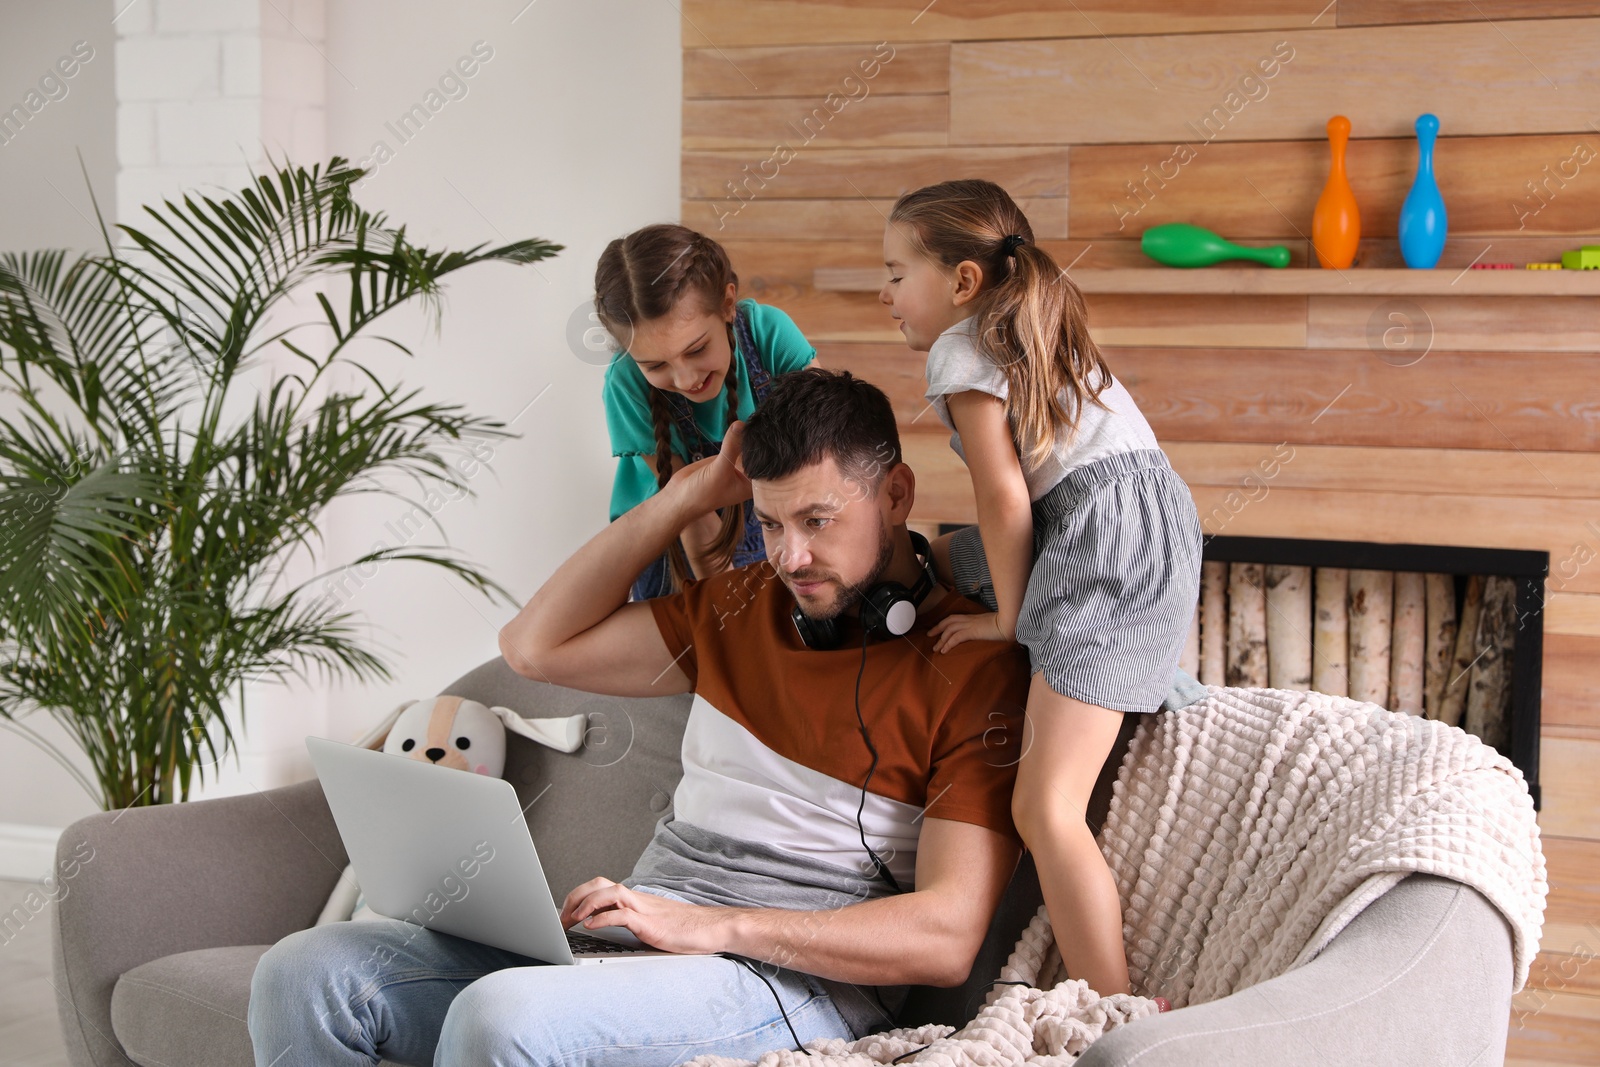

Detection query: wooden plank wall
xmin=681 ymin=3 xmax=1600 ymax=1060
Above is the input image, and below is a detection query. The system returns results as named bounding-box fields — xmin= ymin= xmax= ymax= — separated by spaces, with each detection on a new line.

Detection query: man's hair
xmin=741 ymin=368 xmax=902 ymax=493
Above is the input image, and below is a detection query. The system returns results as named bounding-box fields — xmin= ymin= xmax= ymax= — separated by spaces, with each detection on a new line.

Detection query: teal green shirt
xmin=603 ymin=298 xmax=817 ymax=522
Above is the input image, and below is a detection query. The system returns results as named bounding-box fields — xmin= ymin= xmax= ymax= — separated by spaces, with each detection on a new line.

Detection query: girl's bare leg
xmin=1010 ymin=671 xmax=1132 ymax=997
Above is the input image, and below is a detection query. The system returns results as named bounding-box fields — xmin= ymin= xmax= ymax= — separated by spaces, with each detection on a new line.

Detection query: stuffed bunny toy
xmin=380 ymin=694 xmax=586 ymax=776
xmin=314 ymin=695 xmax=586 ymax=924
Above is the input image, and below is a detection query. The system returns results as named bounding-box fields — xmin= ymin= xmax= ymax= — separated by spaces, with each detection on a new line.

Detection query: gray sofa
xmin=52 ymin=656 xmax=1517 ymax=1067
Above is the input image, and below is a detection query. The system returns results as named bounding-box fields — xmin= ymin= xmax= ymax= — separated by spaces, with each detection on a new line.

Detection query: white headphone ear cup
xmin=883 ymin=598 xmax=917 ymax=636
xmin=862 ymin=582 xmax=915 ymax=639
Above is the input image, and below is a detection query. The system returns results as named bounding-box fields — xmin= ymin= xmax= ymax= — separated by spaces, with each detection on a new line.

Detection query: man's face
xmin=751 ymin=455 xmax=894 ymax=621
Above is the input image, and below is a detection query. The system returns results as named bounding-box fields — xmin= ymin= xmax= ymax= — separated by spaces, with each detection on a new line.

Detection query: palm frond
xmin=0 ymin=155 xmax=558 ymax=808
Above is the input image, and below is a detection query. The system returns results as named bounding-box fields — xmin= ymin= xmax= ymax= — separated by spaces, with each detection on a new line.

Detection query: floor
xmin=0 ymin=877 xmax=71 ymax=1067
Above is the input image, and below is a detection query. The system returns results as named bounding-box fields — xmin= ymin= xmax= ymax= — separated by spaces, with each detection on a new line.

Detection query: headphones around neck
xmin=790 ymin=530 xmax=937 ymax=651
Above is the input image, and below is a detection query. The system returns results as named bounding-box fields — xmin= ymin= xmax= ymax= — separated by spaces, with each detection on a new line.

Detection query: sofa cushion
xmin=436 ymin=657 xmax=695 ymax=904
xmin=110 ymin=945 xmax=267 ymax=1067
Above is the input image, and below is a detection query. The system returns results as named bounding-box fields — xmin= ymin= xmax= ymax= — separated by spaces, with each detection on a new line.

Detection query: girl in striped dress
xmin=594 ymin=224 xmax=817 ymax=601
xmin=878 ymin=179 xmax=1203 ymax=1000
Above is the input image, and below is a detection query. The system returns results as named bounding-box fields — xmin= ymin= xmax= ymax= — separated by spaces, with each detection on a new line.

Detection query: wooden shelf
xmin=814 ymin=267 xmax=1600 ymax=297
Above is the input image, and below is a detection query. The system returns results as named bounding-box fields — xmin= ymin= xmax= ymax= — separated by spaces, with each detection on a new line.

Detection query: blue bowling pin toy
xmin=1399 ymin=113 xmax=1447 ymax=268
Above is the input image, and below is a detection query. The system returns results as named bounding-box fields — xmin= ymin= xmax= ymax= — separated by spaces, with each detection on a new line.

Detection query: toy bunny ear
xmin=356 ymin=700 xmax=414 ymax=750
xmin=489 ymin=706 xmax=586 ymax=753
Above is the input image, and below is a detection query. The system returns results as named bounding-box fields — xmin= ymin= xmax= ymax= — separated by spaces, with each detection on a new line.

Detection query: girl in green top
xmin=595 ymin=224 xmax=818 ymax=601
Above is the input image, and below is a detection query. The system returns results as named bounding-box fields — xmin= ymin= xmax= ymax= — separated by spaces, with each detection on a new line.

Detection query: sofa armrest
xmin=1077 ymin=873 xmax=1515 ymax=1067
xmin=51 ymin=779 xmax=348 ymax=1067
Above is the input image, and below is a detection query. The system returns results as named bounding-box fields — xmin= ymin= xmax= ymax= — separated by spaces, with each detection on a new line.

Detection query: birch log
xmin=1312 ymin=567 xmax=1350 ymax=697
xmin=1181 ymin=605 xmax=1200 ymax=677
xmin=1227 ymin=562 xmax=1268 ymax=687
xmin=1465 ymin=575 xmax=1517 ymax=752
xmin=1200 ymin=560 xmax=1227 ymax=687
xmin=1348 ymin=569 xmax=1393 ymax=707
xmin=1437 ymin=574 xmax=1486 ymax=729
xmin=1423 ymin=573 xmax=1458 ymax=720
xmin=1390 ymin=571 xmax=1426 ymax=716
xmin=1265 ymin=565 xmax=1312 ymax=690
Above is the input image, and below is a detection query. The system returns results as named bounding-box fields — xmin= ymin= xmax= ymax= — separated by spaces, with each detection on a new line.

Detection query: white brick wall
xmin=110 ymin=0 xmax=154 ymax=35
xmin=221 ymin=34 xmax=260 ymax=97
xmin=116 ymin=102 xmax=156 ymax=168
xmin=116 ymin=0 xmax=326 ymax=227
xmin=157 ymin=0 xmax=261 ymax=34
xmin=115 ymin=36 xmax=221 ymax=100
xmin=155 ymin=98 xmax=262 ymax=166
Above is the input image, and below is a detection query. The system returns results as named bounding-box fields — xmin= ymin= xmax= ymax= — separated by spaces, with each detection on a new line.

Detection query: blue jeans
xmin=247 ymin=888 xmax=856 ymax=1067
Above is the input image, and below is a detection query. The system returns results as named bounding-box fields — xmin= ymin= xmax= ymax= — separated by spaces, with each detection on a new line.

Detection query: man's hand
xmin=928 ymin=610 xmax=1014 ymax=653
xmin=560 ymin=877 xmax=733 ymax=955
xmin=669 ymin=419 xmax=753 ymax=516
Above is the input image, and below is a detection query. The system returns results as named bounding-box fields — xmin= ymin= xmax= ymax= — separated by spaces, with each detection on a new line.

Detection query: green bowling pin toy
xmin=1141 ymin=223 xmax=1291 ymax=268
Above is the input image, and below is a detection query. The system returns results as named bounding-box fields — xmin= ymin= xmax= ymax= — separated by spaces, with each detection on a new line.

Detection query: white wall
xmin=0 ymin=0 xmax=681 ymax=867
xmin=302 ymin=0 xmax=683 ymax=777
xmin=0 ymin=0 xmax=121 ymax=866
xmin=0 ymin=1 xmax=117 ymax=252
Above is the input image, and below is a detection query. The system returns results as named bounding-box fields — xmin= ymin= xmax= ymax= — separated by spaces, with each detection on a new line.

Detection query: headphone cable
xmin=855 ymin=622 xmax=902 ymax=893
xmin=715 ymin=952 xmax=809 ymax=1055
xmin=742 ymin=565 xmax=913 ymax=1055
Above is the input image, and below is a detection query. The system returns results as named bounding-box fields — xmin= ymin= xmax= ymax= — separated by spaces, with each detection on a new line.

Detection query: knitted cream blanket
xmin=683 ymin=685 xmax=1547 ymax=1067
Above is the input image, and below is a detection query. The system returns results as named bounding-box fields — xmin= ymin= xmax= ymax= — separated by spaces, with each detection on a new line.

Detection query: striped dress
xmin=925 ymin=317 xmax=1206 ymax=714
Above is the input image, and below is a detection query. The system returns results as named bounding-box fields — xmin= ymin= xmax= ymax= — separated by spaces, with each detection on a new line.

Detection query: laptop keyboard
xmin=566 ymin=930 xmax=655 ymax=955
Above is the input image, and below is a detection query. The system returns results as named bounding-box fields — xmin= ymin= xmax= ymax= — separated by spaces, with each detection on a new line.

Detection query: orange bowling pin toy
xmin=1312 ymin=115 xmax=1360 ymax=269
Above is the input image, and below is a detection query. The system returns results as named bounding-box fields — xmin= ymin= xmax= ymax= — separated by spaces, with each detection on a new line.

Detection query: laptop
xmin=305 ymin=735 xmax=713 ymax=965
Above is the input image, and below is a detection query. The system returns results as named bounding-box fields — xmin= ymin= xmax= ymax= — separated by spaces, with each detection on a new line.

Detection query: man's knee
xmin=248 ymin=923 xmax=385 ymax=1039
xmin=249 ymin=926 xmax=340 ymax=1061
xmin=436 ymin=969 xmax=550 ymax=1067
xmin=251 ymin=927 xmax=323 ymax=1014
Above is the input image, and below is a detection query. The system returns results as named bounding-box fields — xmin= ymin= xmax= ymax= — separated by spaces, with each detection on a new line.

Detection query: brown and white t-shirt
xmin=617 ymin=559 xmax=1030 ymax=902
xmin=620 ymin=557 xmax=1032 ymax=1034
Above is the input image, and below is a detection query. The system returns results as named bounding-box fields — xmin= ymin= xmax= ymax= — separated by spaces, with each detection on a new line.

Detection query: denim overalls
xmin=629 ymin=306 xmax=775 ymax=602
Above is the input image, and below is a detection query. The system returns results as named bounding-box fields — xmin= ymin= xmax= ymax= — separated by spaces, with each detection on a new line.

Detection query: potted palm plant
xmin=0 ymin=155 xmax=560 ymax=809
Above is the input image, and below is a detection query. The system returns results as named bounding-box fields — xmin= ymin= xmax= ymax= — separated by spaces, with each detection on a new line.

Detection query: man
xmin=248 ymin=368 xmax=1032 ymax=1067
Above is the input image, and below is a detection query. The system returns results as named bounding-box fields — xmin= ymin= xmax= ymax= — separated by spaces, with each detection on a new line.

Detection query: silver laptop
xmin=306 ymin=735 xmax=711 ymax=965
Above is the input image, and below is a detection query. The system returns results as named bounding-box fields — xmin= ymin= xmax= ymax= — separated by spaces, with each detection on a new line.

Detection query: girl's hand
xmin=928 ymin=611 xmax=1014 ymax=653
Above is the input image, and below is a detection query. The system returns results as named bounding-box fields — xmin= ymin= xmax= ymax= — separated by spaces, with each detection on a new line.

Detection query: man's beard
xmin=791 ymin=520 xmax=896 ymax=623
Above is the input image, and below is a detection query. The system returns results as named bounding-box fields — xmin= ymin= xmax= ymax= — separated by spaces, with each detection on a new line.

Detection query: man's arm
xmin=564 ymin=817 xmax=1021 ymax=988
xmin=498 ymin=424 xmax=753 ymax=697
xmin=640 ymin=449 xmax=729 ymax=583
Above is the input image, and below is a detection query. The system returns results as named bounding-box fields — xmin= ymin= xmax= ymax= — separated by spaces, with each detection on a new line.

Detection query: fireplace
xmin=936 ymin=526 xmax=1547 ymax=808
xmin=1198 ymin=536 xmax=1545 ymax=808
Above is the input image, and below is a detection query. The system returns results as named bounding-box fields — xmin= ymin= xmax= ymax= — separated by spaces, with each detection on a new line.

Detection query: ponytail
xmin=888 ymin=180 xmax=1113 ymax=472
